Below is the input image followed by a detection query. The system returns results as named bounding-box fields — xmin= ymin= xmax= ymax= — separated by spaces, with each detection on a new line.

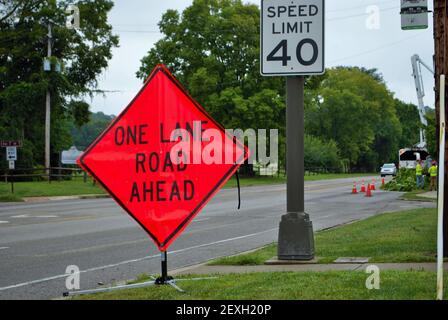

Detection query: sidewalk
xmin=419 ymin=191 xmax=437 ymax=199
xmin=173 ymin=262 xmax=448 ymax=276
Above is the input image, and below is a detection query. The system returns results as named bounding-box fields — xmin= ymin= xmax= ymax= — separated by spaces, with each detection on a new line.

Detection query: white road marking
xmin=0 ymin=247 xmax=9 ymax=250
xmin=0 ymin=228 xmax=277 ymax=292
xmin=11 ymin=214 xmax=58 ymax=219
xmin=0 ymin=221 xmax=9 ymax=224
xmin=193 ymin=218 xmax=210 ymax=223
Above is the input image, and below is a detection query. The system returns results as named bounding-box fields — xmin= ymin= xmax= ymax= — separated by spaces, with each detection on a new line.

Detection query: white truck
xmin=398 ymin=147 xmax=430 ymax=169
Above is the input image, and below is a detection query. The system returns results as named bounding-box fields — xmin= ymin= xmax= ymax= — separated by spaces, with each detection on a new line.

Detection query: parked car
xmin=380 ymin=163 xmax=397 ymax=177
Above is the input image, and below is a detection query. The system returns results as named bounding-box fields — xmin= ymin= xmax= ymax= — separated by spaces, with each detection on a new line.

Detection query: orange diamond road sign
xmin=78 ymin=65 xmax=248 ymax=251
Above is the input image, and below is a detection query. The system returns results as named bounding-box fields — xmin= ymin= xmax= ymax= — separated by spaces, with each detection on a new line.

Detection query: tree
xmin=306 ymin=87 xmax=374 ymax=166
xmin=137 ymin=1 xmax=417 ymax=173
xmin=69 ymin=111 xmax=115 ymax=150
xmin=0 ymin=0 xmax=118 ymax=168
xmin=137 ymin=0 xmax=286 ymax=167
xmin=304 ymin=135 xmax=342 ymax=170
xmin=425 ymin=109 xmax=437 ymax=157
xmin=393 ymin=99 xmax=421 ymax=149
xmin=306 ymin=67 xmax=402 ymax=171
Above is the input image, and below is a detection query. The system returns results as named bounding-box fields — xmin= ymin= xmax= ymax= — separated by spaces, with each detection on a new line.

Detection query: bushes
xmin=304 ymin=135 xmax=343 ymax=171
xmin=382 ymin=168 xmax=427 ymax=192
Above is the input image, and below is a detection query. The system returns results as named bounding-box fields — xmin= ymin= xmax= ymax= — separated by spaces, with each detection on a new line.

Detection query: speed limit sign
xmin=261 ymin=0 xmax=325 ymax=76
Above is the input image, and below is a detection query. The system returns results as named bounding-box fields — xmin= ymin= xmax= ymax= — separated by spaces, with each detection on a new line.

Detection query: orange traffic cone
xmin=366 ymin=184 xmax=372 ymax=197
xmin=360 ymin=180 xmax=366 ymax=192
xmin=381 ymin=178 xmax=385 ymax=187
xmin=352 ymin=182 xmax=358 ymax=194
xmin=371 ymin=179 xmax=376 ymax=190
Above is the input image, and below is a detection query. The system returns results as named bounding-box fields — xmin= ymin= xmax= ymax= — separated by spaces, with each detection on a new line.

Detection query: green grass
xmin=209 ymin=208 xmax=437 ymax=265
xmin=75 ymin=270 xmax=447 ymax=300
xmin=0 ymin=192 xmax=24 ymax=202
xmin=0 ymin=173 xmax=374 ymax=202
xmin=0 ymin=178 xmax=106 ymax=201
xmin=74 ymin=207 xmax=443 ymax=300
xmin=223 ymin=176 xmax=285 ymax=188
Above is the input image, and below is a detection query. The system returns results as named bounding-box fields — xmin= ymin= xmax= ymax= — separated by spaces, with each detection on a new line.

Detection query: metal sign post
xmin=261 ymin=0 xmax=324 ymax=260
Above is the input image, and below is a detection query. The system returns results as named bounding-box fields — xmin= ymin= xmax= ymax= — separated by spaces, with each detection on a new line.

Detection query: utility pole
xmin=45 ymin=23 xmax=52 ymax=174
xmin=434 ymin=0 xmax=448 ymax=257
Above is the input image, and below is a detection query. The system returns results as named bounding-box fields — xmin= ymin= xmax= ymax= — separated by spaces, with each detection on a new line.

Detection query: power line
xmin=326 ymin=0 xmax=400 ymax=13
xmin=111 ymin=5 xmax=401 ymax=34
xmin=328 ymin=33 xmax=427 ymax=64
xmin=327 ymin=6 xmax=399 ymax=22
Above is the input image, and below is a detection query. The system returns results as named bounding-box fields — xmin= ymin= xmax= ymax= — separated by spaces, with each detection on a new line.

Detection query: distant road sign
xmin=78 ymin=65 xmax=248 ymax=251
xmin=261 ymin=0 xmax=325 ymax=76
xmin=61 ymin=146 xmax=84 ymax=165
xmin=8 ymin=160 xmax=15 ymax=170
xmin=1 ymin=140 xmax=22 ymax=147
xmin=6 ymin=147 xmax=17 ymax=161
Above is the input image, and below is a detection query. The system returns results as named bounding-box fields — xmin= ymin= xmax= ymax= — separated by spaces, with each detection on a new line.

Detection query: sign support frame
xmin=63 ymin=249 xmax=217 ymax=296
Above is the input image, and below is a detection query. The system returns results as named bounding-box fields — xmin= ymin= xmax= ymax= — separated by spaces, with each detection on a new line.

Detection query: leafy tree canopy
xmin=133 ymin=0 xmax=421 ymax=172
xmin=306 ymin=67 xmax=404 ymax=170
xmin=0 ymin=0 xmax=118 ymax=168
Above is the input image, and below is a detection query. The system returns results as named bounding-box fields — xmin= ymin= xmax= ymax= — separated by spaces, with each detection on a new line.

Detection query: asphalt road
xmin=0 ymin=176 xmax=435 ymax=300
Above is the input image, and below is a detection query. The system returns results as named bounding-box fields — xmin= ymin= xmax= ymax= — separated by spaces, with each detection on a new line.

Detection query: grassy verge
xmin=75 ymin=270 xmax=446 ymax=300
xmin=209 ymin=208 xmax=437 ymax=265
xmin=0 ymin=193 xmax=24 ymax=202
xmin=74 ymin=207 xmax=443 ymax=300
xmin=0 ymin=178 xmax=106 ymax=201
xmin=0 ymin=173 xmax=374 ymax=202
xmin=223 ymin=176 xmax=285 ymax=188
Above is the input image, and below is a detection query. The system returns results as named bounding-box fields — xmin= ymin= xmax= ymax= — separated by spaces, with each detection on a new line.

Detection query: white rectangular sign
xmin=401 ymin=0 xmax=427 ymax=10
xmin=261 ymin=0 xmax=325 ymax=76
xmin=8 ymin=160 xmax=15 ymax=170
xmin=401 ymin=12 xmax=428 ymax=30
xmin=6 ymin=146 xmax=17 ymax=161
xmin=400 ymin=0 xmax=428 ymax=30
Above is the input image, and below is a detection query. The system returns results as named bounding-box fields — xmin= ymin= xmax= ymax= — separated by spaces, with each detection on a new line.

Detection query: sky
xmin=88 ymin=0 xmax=436 ymax=116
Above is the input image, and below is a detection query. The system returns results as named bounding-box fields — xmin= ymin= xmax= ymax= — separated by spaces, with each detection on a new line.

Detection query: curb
xmin=23 ymin=194 xmax=110 ymax=202
xmin=400 ymin=195 xmax=437 ymax=203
